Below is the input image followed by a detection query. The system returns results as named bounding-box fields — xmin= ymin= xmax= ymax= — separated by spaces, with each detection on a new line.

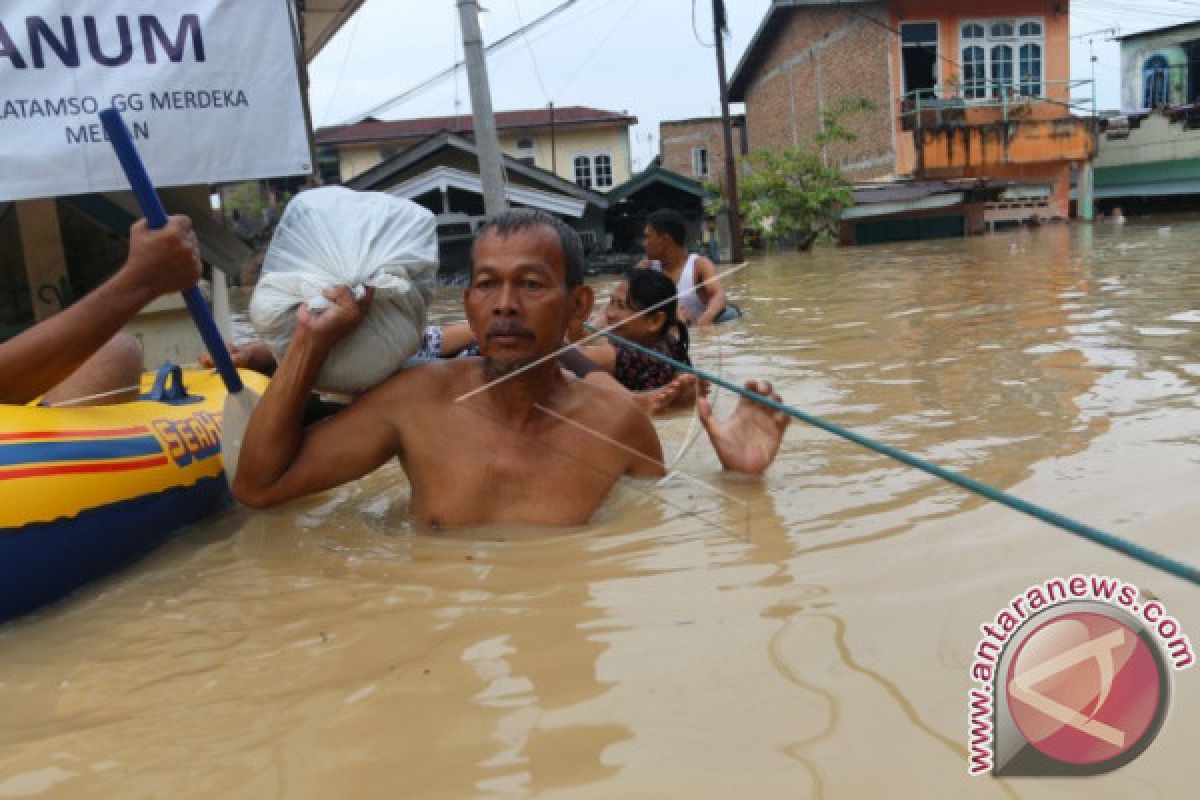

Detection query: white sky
xmin=307 ymin=1 xmax=1200 ymax=171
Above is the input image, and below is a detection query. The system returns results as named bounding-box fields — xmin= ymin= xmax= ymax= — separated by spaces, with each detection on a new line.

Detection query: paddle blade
xmin=212 ymin=266 xmax=234 ymax=344
xmin=221 ymin=388 xmax=260 ymax=488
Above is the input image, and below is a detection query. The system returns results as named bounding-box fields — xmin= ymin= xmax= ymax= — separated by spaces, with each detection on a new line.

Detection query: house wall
xmin=891 ymin=0 xmax=1072 ymax=175
xmin=333 ymin=126 xmax=633 ymax=188
xmin=513 ymin=127 xmax=633 ymax=189
xmin=740 ymin=3 xmax=896 ymax=180
xmin=889 ymin=0 xmax=1078 ymax=219
xmin=659 ymin=120 xmax=746 ymax=190
xmin=1119 ymin=30 xmax=1198 ymax=111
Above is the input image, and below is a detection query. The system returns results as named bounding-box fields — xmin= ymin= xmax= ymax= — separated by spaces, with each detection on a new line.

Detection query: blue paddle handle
xmin=98 ymin=109 xmax=243 ymax=394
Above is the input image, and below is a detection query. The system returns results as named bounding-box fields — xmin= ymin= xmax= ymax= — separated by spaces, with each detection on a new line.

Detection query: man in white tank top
xmin=636 ymin=209 xmax=732 ymax=326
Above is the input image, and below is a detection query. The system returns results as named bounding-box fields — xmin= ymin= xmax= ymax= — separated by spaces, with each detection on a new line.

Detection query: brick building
xmin=658 ymin=116 xmax=747 ymax=190
xmin=728 ymin=1 xmax=896 ymax=180
xmin=728 ymin=0 xmax=1095 ymax=235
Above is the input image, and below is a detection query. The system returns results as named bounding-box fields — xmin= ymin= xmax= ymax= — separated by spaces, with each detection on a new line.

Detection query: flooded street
xmin=2 ymin=221 xmax=1199 ymax=798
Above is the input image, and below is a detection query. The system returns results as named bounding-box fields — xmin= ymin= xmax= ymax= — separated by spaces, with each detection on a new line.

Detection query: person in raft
xmin=233 ymin=209 xmax=788 ymax=528
xmin=636 ymin=209 xmax=739 ymax=326
xmin=0 ymin=216 xmax=202 ymax=406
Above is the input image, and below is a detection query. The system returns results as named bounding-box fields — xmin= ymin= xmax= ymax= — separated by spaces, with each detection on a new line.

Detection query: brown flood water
xmin=2 ymin=221 xmax=1200 ymax=798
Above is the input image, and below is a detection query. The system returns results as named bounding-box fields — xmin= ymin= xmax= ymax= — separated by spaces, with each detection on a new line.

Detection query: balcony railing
xmin=899 ymin=78 xmax=1095 ymax=131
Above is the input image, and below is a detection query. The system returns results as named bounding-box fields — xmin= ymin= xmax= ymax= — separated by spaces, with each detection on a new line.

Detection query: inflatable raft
xmin=0 ymin=365 xmax=269 ymax=622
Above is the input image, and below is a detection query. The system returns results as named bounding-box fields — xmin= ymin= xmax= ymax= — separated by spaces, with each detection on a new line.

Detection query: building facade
xmin=729 ymin=0 xmax=1094 ymax=223
xmin=728 ymin=1 xmax=896 ymax=180
xmin=1117 ymin=23 xmax=1200 ymax=112
xmin=316 ymin=106 xmax=637 ymax=191
xmin=658 ymin=116 xmax=747 ymax=190
xmin=1093 ymin=22 xmax=1200 ymax=206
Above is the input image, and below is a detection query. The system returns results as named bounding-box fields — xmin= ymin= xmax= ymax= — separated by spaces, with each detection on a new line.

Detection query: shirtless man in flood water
xmin=233 ymin=210 xmax=787 ymax=528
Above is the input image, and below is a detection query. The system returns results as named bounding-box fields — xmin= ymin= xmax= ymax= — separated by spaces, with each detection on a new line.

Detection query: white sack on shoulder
xmin=250 ymin=187 xmax=439 ymax=392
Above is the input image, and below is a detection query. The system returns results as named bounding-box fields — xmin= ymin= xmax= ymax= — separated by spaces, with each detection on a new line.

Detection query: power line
xmin=338 ymin=0 xmax=586 ymax=125
xmin=514 ymin=0 xmax=552 ymax=102
xmin=552 ymin=0 xmax=640 ymax=99
xmin=692 ymin=0 xmax=713 ymax=48
xmin=317 ymin=9 xmax=364 ymax=126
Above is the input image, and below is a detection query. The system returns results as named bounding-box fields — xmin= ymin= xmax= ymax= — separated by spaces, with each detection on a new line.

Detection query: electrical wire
xmin=692 ymin=0 xmax=714 ymax=48
xmin=551 ymin=0 xmax=640 ymax=99
xmin=340 ymin=0 xmax=586 ymax=124
xmin=514 ymin=0 xmax=552 ymax=103
xmin=317 ymin=9 xmax=364 ymax=126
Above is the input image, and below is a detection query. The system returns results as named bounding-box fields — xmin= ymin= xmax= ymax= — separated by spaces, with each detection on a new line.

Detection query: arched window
xmin=962 ymin=46 xmax=986 ymax=99
xmin=960 ymin=19 xmax=1042 ymax=101
xmin=1143 ymin=55 xmax=1171 ymax=108
xmin=1019 ymin=43 xmax=1042 ymax=96
xmin=991 ymin=45 xmax=1014 ymax=98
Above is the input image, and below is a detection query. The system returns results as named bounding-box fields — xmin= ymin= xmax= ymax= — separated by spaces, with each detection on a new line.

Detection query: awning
xmin=842 ymin=191 xmax=965 ymax=221
xmin=303 ymin=1 xmax=369 ymax=62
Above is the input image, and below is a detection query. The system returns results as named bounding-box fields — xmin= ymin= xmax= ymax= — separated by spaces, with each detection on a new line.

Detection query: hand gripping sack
xmin=250 ymin=188 xmax=439 ymax=392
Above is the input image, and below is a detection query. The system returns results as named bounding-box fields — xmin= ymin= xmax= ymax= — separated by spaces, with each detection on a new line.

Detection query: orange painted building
xmin=890 ymin=0 xmax=1093 ymax=218
xmin=729 ymin=1 xmax=1096 ymax=226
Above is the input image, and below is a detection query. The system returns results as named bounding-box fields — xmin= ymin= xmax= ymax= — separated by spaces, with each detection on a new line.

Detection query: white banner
xmin=0 ymin=1 xmax=312 ymax=202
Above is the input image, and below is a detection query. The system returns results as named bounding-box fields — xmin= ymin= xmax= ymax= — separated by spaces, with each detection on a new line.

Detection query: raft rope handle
xmin=585 ymin=323 xmax=1200 ymax=587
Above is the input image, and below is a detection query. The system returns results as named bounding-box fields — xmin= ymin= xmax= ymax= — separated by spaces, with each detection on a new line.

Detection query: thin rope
xmin=41 ymin=384 xmax=143 ymax=407
xmin=534 ymin=401 xmax=747 ymax=510
xmin=586 ymin=324 xmax=1200 ymax=587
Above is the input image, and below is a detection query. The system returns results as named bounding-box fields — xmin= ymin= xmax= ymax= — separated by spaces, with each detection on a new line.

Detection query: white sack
xmin=250 ymin=187 xmax=439 ymax=392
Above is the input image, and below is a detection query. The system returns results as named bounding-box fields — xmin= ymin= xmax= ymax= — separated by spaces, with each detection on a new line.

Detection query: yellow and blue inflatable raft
xmin=0 ymin=365 xmax=269 ymax=621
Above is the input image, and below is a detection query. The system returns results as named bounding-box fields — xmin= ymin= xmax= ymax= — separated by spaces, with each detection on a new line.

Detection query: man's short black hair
xmin=646 ymin=209 xmax=688 ymax=246
xmin=473 ymin=208 xmax=584 ymax=288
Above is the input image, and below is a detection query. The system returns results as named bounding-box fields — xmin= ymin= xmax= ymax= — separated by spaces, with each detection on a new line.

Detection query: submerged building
xmin=1094 ymin=22 xmax=1200 ymax=208
xmin=728 ymin=0 xmax=1096 ymax=244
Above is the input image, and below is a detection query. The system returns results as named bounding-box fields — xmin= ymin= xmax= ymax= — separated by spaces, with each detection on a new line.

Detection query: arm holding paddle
xmin=0 ymin=217 xmax=201 ymax=405
xmin=233 ymin=285 xmax=401 ymax=508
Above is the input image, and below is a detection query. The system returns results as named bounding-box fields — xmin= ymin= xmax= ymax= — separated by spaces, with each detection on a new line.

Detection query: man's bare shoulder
xmin=564 ymin=374 xmax=652 ymax=435
xmin=694 ymin=254 xmax=719 ymax=275
xmin=367 ymin=357 xmax=479 ymax=402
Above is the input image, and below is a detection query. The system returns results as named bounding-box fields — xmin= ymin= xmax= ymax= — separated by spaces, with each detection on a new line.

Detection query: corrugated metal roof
xmin=317 ymin=107 xmax=638 ymax=146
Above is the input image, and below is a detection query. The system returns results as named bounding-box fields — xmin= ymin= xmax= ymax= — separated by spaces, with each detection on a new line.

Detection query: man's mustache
xmin=485 ymin=322 xmax=534 ymax=339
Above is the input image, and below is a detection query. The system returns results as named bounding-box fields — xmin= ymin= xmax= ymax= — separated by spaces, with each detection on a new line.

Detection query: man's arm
xmin=232 ymin=286 xmax=401 ymax=508
xmin=437 ymin=321 xmax=477 ymax=356
xmin=619 ymin=404 xmax=667 ymax=479
xmin=692 ymin=256 xmax=727 ymax=327
xmin=0 ymin=217 xmax=200 ymax=405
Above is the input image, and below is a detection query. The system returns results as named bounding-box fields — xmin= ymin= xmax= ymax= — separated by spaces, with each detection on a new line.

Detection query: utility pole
xmin=549 ymin=101 xmax=557 ymax=175
xmin=456 ymin=0 xmax=508 ymax=215
xmin=711 ymin=0 xmax=743 ymax=262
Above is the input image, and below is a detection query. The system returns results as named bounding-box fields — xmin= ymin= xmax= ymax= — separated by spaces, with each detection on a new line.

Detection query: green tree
xmin=739 ymin=96 xmax=875 ymax=249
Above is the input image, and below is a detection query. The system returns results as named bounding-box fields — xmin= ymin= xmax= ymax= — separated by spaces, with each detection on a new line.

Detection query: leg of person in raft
xmin=40 ymin=333 xmax=144 ymax=406
xmin=0 ymin=216 xmax=202 ymax=406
